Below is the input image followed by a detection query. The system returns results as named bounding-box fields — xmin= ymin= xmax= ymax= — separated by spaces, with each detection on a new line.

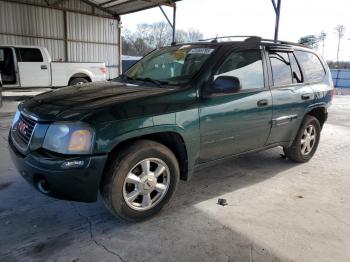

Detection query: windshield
xmin=125 ymin=45 xmax=216 ymax=86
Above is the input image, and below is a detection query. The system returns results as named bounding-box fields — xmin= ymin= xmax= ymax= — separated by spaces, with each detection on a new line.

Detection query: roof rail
xmin=260 ymin=38 xmax=308 ymax=48
xmin=199 ymin=35 xmax=262 ymax=43
xmin=198 ymin=35 xmax=309 ymax=48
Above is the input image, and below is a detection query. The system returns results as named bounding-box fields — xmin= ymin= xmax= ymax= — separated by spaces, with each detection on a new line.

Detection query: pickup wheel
xmin=69 ymin=77 xmax=89 ymax=86
xmin=100 ymin=140 xmax=180 ymax=221
xmin=283 ymin=115 xmax=321 ymax=163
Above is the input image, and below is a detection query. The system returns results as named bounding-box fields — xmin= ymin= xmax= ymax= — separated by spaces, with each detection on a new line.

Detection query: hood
xmin=20 ymin=81 xmax=176 ymax=122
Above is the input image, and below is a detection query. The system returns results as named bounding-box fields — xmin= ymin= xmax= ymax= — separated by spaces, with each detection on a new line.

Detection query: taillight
xmin=330 ymin=80 xmax=334 ymax=97
xmin=99 ymin=67 xmax=107 ymax=74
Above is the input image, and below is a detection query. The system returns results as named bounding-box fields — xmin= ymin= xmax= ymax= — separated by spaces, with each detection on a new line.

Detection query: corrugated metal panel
xmin=0 ymin=35 xmax=65 ymax=60
xmin=60 ymin=0 xmax=92 ymax=13
xmin=331 ymin=69 xmax=350 ymax=88
xmin=0 ymin=1 xmax=64 ymax=38
xmin=1 ymin=0 xmax=120 ymax=78
xmin=67 ymin=12 xmax=118 ymax=44
xmin=68 ymin=42 xmax=119 ymax=78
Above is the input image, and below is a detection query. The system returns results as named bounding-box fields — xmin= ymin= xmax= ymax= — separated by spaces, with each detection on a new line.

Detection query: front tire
xmin=283 ymin=115 xmax=321 ymax=163
xmin=100 ymin=140 xmax=180 ymax=221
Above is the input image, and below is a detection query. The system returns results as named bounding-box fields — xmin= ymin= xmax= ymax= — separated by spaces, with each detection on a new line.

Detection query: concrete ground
xmin=0 ymin=95 xmax=350 ymax=262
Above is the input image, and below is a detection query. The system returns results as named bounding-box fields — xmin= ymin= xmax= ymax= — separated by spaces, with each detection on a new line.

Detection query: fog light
xmin=61 ymin=160 xmax=85 ymax=169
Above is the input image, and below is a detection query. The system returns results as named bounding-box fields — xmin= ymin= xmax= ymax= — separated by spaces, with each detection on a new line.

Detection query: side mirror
xmin=210 ymin=76 xmax=241 ymax=94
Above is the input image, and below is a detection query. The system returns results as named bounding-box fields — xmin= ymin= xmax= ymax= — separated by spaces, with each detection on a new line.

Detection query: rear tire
xmin=69 ymin=77 xmax=89 ymax=86
xmin=283 ymin=115 xmax=321 ymax=163
xmin=100 ymin=140 xmax=180 ymax=222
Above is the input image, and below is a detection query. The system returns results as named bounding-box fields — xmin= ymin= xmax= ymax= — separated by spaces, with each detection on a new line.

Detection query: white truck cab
xmin=0 ymin=45 xmax=107 ymax=88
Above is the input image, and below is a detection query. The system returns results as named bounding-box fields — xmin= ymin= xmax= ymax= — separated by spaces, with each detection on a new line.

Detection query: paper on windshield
xmin=189 ymin=48 xmax=215 ymax=55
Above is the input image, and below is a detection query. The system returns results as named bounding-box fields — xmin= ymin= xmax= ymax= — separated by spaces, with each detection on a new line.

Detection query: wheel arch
xmin=103 ymin=131 xmax=190 ymax=182
xmin=68 ymin=73 xmax=92 ymax=85
xmin=305 ymin=106 xmax=328 ymax=128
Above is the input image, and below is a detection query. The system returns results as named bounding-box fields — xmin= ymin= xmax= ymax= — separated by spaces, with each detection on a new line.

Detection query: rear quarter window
xmin=294 ymin=51 xmax=325 ymax=82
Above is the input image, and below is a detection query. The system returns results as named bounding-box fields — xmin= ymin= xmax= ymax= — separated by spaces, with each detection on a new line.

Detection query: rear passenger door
xmin=199 ymin=48 xmax=273 ymax=162
xmin=266 ymin=48 xmax=315 ymax=145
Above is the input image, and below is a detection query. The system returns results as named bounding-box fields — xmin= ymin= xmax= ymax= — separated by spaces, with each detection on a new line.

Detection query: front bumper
xmin=9 ymin=135 xmax=108 ymax=202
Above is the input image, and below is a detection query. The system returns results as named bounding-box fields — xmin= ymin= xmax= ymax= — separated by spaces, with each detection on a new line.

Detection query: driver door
xmin=199 ymin=49 xmax=273 ymax=163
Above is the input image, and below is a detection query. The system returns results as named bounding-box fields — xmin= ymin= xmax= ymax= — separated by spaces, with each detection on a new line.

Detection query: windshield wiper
xmin=135 ymin=77 xmax=168 ymax=88
xmin=119 ymin=74 xmax=135 ymax=82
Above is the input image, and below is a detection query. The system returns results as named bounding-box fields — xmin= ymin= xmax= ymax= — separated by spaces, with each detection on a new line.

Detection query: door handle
xmin=257 ymin=99 xmax=269 ymax=107
xmin=301 ymin=94 xmax=311 ymax=100
xmin=41 ymin=65 xmax=48 ymax=70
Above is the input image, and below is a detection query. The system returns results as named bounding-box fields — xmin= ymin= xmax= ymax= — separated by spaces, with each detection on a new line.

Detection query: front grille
xmin=11 ymin=113 xmax=37 ymax=151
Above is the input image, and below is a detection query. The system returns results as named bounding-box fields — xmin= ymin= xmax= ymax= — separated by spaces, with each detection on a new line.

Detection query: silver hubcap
xmin=301 ymin=124 xmax=317 ymax=156
xmin=123 ymin=158 xmax=170 ymax=211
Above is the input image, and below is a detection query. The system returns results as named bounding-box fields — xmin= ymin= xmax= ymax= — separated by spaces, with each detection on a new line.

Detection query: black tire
xmin=283 ymin=115 xmax=321 ymax=163
xmin=100 ymin=140 xmax=180 ymax=222
xmin=69 ymin=77 xmax=89 ymax=86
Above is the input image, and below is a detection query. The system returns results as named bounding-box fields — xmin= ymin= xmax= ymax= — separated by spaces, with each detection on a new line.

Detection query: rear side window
xmin=17 ymin=48 xmax=43 ymax=62
xmin=294 ymin=51 xmax=325 ymax=82
xmin=269 ymin=52 xmax=292 ymax=86
xmin=214 ymin=50 xmax=265 ymax=90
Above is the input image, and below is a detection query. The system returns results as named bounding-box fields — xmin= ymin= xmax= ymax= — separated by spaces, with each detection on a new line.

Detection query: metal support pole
xmin=63 ymin=10 xmax=68 ymax=61
xmin=271 ymin=0 xmax=281 ymax=42
xmin=159 ymin=3 xmax=177 ymax=44
xmin=172 ymin=4 xmax=176 ymax=43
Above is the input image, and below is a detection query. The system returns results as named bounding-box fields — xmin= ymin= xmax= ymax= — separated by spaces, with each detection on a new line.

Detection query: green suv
xmin=9 ymin=37 xmax=333 ymax=221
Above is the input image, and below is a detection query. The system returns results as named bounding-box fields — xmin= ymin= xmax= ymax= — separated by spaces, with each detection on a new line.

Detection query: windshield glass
xmin=126 ymin=45 xmax=216 ymax=85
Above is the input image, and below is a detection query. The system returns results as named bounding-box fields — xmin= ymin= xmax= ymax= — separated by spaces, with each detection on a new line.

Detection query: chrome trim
xmin=20 ymin=110 xmax=40 ymax=122
xmin=10 ymin=114 xmax=38 ymax=153
xmin=272 ymin=114 xmax=298 ymax=126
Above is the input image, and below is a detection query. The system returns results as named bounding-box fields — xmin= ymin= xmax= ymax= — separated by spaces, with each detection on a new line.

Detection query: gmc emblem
xmin=18 ymin=121 xmax=27 ymax=135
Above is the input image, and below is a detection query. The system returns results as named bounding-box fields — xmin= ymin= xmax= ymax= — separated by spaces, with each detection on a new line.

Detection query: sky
xmin=121 ymin=0 xmax=350 ymax=61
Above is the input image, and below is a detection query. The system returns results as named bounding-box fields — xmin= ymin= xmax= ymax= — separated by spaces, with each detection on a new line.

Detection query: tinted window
xmin=289 ymin=53 xmax=303 ymax=83
xmin=0 ymin=49 xmax=4 ymax=62
xmin=17 ymin=48 xmax=43 ymax=62
xmin=269 ymin=52 xmax=292 ymax=86
xmin=214 ymin=50 xmax=264 ymax=90
xmin=294 ymin=51 xmax=325 ymax=82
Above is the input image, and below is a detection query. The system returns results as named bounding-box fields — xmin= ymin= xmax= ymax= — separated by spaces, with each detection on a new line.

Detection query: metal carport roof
xmin=82 ymin=0 xmax=181 ymax=16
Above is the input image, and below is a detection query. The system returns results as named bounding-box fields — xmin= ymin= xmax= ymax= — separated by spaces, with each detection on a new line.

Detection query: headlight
xmin=43 ymin=123 xmax=94 ymax=155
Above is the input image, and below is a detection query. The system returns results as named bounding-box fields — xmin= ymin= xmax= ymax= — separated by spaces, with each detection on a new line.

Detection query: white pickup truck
xmin=0 ymin=45 xmax=107 ymax=88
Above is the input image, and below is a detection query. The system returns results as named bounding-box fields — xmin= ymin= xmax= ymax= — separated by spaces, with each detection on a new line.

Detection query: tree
xmin=187 ymin=29 xmax=204 ymax=42
xmin=318 ymin=31 xmax=327 ymax=57
xmin=121 ymin=22 xmax=204 ymax=56
xmin=334 ymin=25 xmax=346 ymax=64
xmin=123 ymin=28 xmax=153 ymax=56
xmin=298 ymin=35 xmax=319 ymax=49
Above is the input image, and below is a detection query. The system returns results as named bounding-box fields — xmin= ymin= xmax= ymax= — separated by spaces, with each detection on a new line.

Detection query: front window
xmin=214 ymin=50 xmax=265 ymax=91
xmin=125 ymin=45 xmax=216 ymax=85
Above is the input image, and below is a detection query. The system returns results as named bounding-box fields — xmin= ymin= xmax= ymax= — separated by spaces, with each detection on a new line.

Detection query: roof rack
xmin=199 ymin=35 xmax=262 ymax=43
xmin=198 ymin=35 xmax=308 ymax=48
xmin=259 ymin=38 xmax=308 ymax=48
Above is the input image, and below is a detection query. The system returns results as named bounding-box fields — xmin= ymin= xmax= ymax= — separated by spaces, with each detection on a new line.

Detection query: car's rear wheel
xmin=100 ymin=140 xmax=179 ymax=221
xmin=283 ymin=115 xmax=321 ymax=163
xmin=69 ymin=77 xmax=89 ymax=86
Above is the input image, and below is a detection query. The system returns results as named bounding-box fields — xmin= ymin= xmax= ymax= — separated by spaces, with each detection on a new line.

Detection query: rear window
xmin=17 ymin=48 xmax=43 ymax=62
xmin=294 ymin=51 xmax=325 ymax=82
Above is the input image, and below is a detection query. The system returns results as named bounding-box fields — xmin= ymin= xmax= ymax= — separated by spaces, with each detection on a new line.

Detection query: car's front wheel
xmin=100 ymin=140 xmax=179 ymax=221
